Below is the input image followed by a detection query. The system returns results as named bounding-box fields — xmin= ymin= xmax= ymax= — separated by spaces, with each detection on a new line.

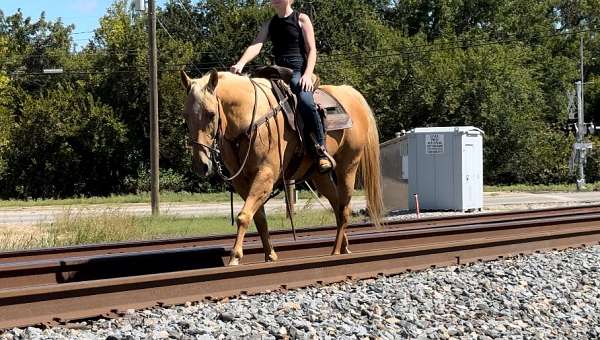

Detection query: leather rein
xmin=189 ymin=77 xmax=288 ymax=183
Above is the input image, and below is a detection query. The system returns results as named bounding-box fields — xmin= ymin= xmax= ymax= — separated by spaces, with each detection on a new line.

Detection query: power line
xmin=0 ymin=27 xmax=566 ymax=69
xmin=157 ymin=17 xmax=177 ymax=42
xmin=318 ymin=28 xmax=600 ymax=64
xmin=320 ymin=28 xmax=598 ymax=59
xmin=6 ymin=62 xmax=221 ymax=76
xmin=3 ymin=47 xmax=219 ymax=60
xmin=176 ymin=0 xmax=227 ymax=70
xmin=4 ymin=27 xmax=597 ymax=76
xmin=156 ymin=16 xmax=213 ymax=74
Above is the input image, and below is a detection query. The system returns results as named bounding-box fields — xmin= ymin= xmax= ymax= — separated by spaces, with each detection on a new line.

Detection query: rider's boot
xmin=318 ymin=156 xmax=333 ymax=173
xmin=310 ymin=133 xmax=335 ymax=174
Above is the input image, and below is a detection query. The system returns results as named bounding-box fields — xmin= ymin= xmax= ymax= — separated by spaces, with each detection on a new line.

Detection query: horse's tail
xmin=352 ymin=89 xmax=384 ymax=228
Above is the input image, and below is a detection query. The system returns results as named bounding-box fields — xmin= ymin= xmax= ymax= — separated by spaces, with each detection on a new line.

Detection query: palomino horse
xmin=181 ymin=69 xmax=383 ymax=266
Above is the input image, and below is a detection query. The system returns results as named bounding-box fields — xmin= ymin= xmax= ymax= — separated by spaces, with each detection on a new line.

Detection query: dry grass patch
xmin=0 ymin=207 xmax=367 ymax=251
xmin=0 ymin=209 xmax=145 ymax=251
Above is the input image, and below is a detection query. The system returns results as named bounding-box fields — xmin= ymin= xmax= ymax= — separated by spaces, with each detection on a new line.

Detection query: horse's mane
xmin=189 ymin=72 xmax=273 ymax=110
xmin=193 ymin=72 xmax=271 ymax=91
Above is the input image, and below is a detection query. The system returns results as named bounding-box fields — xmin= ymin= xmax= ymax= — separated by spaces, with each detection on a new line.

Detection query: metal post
xmin=576 ymin=81 xmax=585 ymax=190
xmin=580 ymin=35 xmax=585 ymax=117
xmin=576 ymin=36 xmax=586 ymax=191
xmin=148 ymin=0 xmax=160 ymax=215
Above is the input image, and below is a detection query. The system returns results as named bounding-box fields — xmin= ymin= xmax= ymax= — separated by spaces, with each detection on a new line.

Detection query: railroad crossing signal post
xmin=573 ymin=81 xmax=592 ymax=190
xmin=569 ymin=35 xmax=596 ymax=191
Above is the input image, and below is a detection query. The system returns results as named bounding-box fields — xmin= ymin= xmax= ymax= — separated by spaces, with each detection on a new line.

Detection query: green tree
xmin=0 ymin=86 xmax=128 ymax=198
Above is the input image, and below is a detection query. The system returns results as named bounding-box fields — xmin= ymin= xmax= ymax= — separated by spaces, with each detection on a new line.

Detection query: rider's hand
xmin=230 ymin=63 xmax=244 ymax=74
xmin=300 ymin=73 xmax=314 ymax=92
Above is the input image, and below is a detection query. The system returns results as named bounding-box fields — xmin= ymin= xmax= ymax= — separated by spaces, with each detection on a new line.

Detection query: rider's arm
xmin=299 ymin=13 xmax=317 ymax=89
xmin=298 ymin=14 xmax=317 ymax=91
xmin=231 ymin=21 xmax=270 ymax=73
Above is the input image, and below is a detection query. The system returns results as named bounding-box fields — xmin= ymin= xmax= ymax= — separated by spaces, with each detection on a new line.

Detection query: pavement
xmin=0 ymin=191 xmax=599 ymax=226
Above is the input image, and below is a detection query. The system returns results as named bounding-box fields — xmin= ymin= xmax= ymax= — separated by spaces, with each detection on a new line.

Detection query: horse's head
xmin=180 ymin=69 xmax=221 ymax=176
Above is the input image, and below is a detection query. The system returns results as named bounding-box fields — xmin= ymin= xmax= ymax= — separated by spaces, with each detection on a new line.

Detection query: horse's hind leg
xmin=311 ymin=173 xmax=351 ymax=254
xmin=254 ymin=205 xmax=278 ymax=262
xmin=331 ymin=162 xmax=360 ymax=255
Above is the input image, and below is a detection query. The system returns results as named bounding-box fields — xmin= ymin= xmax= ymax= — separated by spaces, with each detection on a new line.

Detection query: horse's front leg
xmin=229 ymin=169 xmax=275 ymax=266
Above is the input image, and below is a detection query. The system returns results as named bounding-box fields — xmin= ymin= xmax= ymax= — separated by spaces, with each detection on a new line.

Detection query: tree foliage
xmin=0 ymin=86 xmax=127 ymax=198
xmin=0 ymin=0 xmax=598 ymax=198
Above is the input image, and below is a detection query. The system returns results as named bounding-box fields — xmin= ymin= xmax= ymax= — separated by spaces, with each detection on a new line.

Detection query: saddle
xmin=252 ymin=66 xmax=353 ymax=133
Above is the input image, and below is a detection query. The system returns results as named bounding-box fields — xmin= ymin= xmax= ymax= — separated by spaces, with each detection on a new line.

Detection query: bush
xmin=0 ymin=86 xmax=128 ymax=199
xmin=124 ymin=167 xmax=187 ymax=193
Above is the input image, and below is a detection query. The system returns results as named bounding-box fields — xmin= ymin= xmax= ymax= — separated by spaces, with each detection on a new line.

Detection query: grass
xmin=0 ymin=181 xmax=597 ymax=209
xmin=0 ymin=192 xmax=236 ymax=208
xmin=485 ymin=181 xmax=600 ymax=193
xmin=0 ymin=190 xmax=366 ymax=208
xmin=0 ymin=208 xmax=368 ymax=251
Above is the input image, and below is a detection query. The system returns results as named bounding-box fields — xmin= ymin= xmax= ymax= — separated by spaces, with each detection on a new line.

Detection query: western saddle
xmin=251 ymin=65 xmax=353 ymax=135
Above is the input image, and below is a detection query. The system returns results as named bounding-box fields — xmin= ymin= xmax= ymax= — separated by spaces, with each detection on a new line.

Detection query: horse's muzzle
xmin=192 ymin=158 xmax=213 ymax=177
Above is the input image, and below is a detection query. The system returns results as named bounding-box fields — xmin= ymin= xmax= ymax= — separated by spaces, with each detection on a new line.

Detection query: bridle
xmin=187 ymin=77 xmax=286 ymax=182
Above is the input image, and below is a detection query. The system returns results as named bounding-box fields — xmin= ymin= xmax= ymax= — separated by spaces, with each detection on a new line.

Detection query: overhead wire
xmin=156 ymin=14 xmax=204 ymax=74
xmin=176 ymin=0 xmax=227 ymax=71
xmin=4 ymin=21 xmax=597 ymax=76
xmin=318 ymin=27 xmax=600 ymax=63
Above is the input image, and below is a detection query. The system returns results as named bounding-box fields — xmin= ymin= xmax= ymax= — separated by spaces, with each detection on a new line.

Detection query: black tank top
xmin=268 ymin=11 xmax=306 ymax=59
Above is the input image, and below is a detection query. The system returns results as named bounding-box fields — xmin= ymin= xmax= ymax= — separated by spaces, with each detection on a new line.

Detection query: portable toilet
xmin=408 ymin=126 xmax=483 ymax=211
xmin=380 ymin=126 xmax=484 ymax=212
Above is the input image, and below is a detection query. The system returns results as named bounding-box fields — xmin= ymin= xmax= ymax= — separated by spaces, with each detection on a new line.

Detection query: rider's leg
xmin=289 ymin=72 xmax=332 ymax=172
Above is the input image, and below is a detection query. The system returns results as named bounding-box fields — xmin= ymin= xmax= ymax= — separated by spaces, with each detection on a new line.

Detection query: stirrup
xmin=318 ymin=157 xmax=333 ymax=174
xmin=316 ymin=146 xmax=336 ymax=173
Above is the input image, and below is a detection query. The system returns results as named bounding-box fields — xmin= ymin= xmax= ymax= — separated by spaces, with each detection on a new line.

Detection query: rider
xmin=230 ymin=0 xmax=333 ymax=173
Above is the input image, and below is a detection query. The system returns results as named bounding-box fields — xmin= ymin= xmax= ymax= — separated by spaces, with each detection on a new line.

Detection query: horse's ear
xmin=207 ymin=69 xmax=219 ymax=94
xmin=180 ymin=70 xmax=192 ymax=92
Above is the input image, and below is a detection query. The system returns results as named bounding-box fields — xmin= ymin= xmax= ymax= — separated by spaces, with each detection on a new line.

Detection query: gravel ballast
xmin=1 ymin=245 xmax=599 ymax=340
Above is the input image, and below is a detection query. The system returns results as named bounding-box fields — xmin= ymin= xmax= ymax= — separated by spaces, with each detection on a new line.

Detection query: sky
xmin=0 ymin=0 xmax=167 ymax=49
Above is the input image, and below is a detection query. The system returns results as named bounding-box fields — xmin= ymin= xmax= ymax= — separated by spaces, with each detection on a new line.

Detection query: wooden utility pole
xmin=148 ymin=0 xmax=160 ymax=214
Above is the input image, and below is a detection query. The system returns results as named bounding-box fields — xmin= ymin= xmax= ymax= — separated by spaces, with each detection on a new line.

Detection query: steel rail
xmin=2 ymin=205 xmax=599 ymax=265
xmin=0 ymin=210 xmax=599 ymax=329
xmin=2 ymin=211 xmax=600 ymax=289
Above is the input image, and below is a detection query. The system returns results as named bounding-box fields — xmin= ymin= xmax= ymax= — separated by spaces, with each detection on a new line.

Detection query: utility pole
xmin=148 ymin=0 xmax=160 ymax=214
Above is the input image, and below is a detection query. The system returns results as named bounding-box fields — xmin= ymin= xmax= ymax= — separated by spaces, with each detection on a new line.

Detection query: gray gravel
xmin=1 ymin=245 xmax=599 ymax=340
xmin=385 ymin=210 xmax=477 ymax=221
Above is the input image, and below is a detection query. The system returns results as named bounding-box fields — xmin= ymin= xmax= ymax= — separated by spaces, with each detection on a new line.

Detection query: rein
xmin=189 ymin=77 xmax=287 ymax=183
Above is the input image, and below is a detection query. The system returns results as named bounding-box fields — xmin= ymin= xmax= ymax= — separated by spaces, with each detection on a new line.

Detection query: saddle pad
xmin=314 ymin=89 xmax=353 ymax=131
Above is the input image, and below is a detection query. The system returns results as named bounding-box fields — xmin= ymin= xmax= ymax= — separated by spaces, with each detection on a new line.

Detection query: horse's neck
xmin=218 ymin=76 xmax=273 ymax=139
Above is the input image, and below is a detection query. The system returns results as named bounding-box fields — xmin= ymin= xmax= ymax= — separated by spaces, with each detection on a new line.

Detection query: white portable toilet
xmin=407 ymin=127 xmax=483 ymax=211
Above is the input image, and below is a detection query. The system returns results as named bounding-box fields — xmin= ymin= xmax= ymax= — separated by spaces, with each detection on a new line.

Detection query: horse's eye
xmin=206 ymin=111 xmax=216 ymax=118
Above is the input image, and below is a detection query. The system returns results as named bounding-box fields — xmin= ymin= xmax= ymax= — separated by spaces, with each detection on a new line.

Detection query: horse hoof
xmin=265 ymin=253 xmax=279 ymax=262
xmin=342 ymin=248 xmax=352 ymax=254
xmin=228 ymin=258 xmax=240 ymax=266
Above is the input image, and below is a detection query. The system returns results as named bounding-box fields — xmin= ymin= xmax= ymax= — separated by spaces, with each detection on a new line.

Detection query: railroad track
xmin=1 ymin=205 xmax=599 ymax=329
xmin=2 ymin=204 xmax=597 ymax=264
